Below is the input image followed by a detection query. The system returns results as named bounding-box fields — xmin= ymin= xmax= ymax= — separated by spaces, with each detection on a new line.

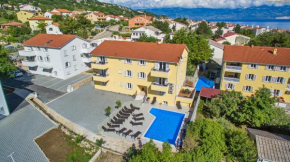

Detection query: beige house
xmin=17 ymin=10 xmax=43 ymax=23
xmin=85 ymin=12 xmax=106 ymax=23
xmin=28 ymin=16 xmax=52 ymax=31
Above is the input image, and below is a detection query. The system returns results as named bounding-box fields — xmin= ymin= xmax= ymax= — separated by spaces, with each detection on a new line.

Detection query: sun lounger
xmin=122 ymin=129 xmax=133 ymax=137
xmin=124 ymin=106 xmax=134 ymax=113
xmin=107 ymin=122 xmax=120 ymax=128
xmin=130 ymin=104 xmax=140 ymax=110
xmin=113 ymin=116 xmax=125 ymax=122
xmin=151 ymin=97 xmax=156 ymax=105
xmin=116 ymin=127 xmax=127 ymax=134
xmin=110 ymin=119 xmax=123 ymax=125
xmin=131 ymin=131 xmax=142 ymax=139
xmin=133 ymin=117 xmax=145 ymax=121
xmin=119 ymin=111 xmax=130 ymax=117
xmin=130 ymin=120 xmax=143 ymax=126
xmin=132 ymin=112 xmax=143 ymax=117
xmin=116 ymin=114 xmax=127 ymax=120
xmin=102 ymin=126 xmax=115 ymax=132
xmin=176 ymin=101 xmax=182 ymax=109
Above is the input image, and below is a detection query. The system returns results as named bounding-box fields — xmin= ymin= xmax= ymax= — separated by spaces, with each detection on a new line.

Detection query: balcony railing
xmin=152 ymin=68 xmax=170 ymax=73
xmin=93 ymin=73 xmax=109 ymax=77
xmin=152 ymin=82 xmax=168 ymax=87
xmin=225 ymin=65 xmax=242 ymax=71
xmin=22 ymin=60 xmax=38 ymax=67
xmin=19 ymin=50 xmax=36 ymax=57
xmin=94 ymin=61 xmax=108 ymax=65
xmin=224 ymin=77 xmax=240 ymax=83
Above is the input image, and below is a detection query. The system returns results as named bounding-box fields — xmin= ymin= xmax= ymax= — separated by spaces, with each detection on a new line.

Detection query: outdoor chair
xmin=176 ymin=101 xmax=182 ymax=109
xmin=132 ymin=113 xmax=143 ymax=117
xmin=110 ymin=119 xmax=123 ymax=125
xmin=102 ymin=126 xmax=115 ymax=132
xmin=131 ymin=131 xmax=142 ymax=139
xmin=130 ymin=120 xmax=143 ymax=126
xmin=151 ymin=97 xmax=156 ymax=105
xmin=116 ymin=127 xmax=127 ymax=134
xmin=113 ymin=116 xmax=125 ymax=122
xmin=116 ymin=113 xmax=127 ymax=120
xmin=124 ymin=106 xmax=134 ymax=113
xmin=107 ymin=122 xmax=120 ymax=128
xmin=130 ymin=104 xmax=140 ymax=110
xmin=122 ymin=129 xmax=133 ymax=137
xmin=119 ymin=111 xmax=130 ymax=117
xmin=133 ymin=117 xmax=145 ymax=121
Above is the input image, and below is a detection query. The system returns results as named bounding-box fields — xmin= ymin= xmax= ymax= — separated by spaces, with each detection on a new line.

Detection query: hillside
xmin=143 ymin=5 xmax=290 ymax=20
xmin=2 ymin=0 xmax=157 ymax=18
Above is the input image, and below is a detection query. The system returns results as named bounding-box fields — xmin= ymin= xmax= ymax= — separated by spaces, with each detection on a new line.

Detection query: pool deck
xmin=100 ymin=102 xmax=190 ymax=148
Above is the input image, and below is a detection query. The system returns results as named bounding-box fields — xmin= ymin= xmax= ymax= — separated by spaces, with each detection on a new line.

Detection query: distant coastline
xmin=207 ymin=19 xmax=290 ymax=30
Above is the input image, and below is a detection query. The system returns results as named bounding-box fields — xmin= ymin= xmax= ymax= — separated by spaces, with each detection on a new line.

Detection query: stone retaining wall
xmin=71 ymin=76 xmax=92 ymax=91
xmin=27 ymin=95 xmax=135 ymax=153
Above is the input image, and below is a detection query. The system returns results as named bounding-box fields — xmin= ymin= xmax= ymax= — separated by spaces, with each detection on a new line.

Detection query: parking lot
xmin=14 ymin=73 xmax=92 ymax=92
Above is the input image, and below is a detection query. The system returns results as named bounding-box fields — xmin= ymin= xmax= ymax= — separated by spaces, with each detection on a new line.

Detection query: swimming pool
xmin=144 ymin=108 xmax=185 ymax=144
xmin=195 ymin=77 xmax=215 ymax=92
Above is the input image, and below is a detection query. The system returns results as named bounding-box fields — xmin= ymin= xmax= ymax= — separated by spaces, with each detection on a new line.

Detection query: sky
xmin=99 ymin=0 xmax=288 ymax=9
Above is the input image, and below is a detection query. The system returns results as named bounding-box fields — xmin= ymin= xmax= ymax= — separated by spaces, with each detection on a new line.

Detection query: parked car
xmin=13 ymin=70 xmax=24 ymax=77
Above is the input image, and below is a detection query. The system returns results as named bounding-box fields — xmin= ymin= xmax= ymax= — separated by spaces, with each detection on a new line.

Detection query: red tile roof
xmin=222 ymin=32 xmax=237 ymax=37
xmin=23 ymin=34 xmax=76 ymax=48
xmin=49 ymin=11 xmax=61 ymax=15
xmin=1 ymin=21 xmax=25 ymax=26
xmin=29 ymin=16 xmax=52 ymax=20
xmin=55 ymin=9 xmax=71 ymax=13
xmin=208 ymin=39 xmax=224 ymax=49
xmin=223 ymin=45 xmax=290 ymax=66
xmin=52 ymin=22 xmax=59 ymax=26
xmin=90 ymin=41 xmax=187 ymax=63
xmin=200 ymin=87 xmax=221 ymax=98
xmin=215 ymin=38 xmax=225 ymax=41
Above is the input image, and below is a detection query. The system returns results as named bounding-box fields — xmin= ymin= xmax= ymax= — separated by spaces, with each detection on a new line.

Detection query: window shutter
xmin=279 ymin=90 xmax=282 ymax=96
xmin=265 ymin=66 xmax=268 ymax=70
xmin=165 ymin=78 xmax=168 ymax=85
xmin=282 ymin=78 xmax=286 ymax=84
xmin=98 ymin=69 xmax=101 ymax=74
xmin=270 ymin=89 xmax=274 ymax=95
xmin=250 ymin=87 xmax=254 ymax=92
xmin=125 ymin=70 xmax=127 ymax=76
xmin=274 ymin=66 xmax=278 ymax=71
xmin=248 ymin=64 xmax=251 ymax=68
xmin=125 ymin=83 xmax=128 ymax=89
xmin=243 ymin=86 xmax=246 ymax=91
xmin=253 ymin=75 xmax=257 ymax=81
xmin=155 ymin=77 xmax=159 ymax=83
xmin=137 ymin=72 xmax=140 ymax=78
xmin=106 ymin=70 xmax=108 ymax=76
xmin=232 ymin=84 xmax=235 ymax=90
xmin=105 ymin=57 xmax=107 ymax=62
xmin=124 ymin=59 xmax=127 ymax=64
xmin=286 ymin=67 xmax=289 ymax=72
xmin=262 ymin=76 xmax=265 ymax=82
xmin=256 ymin=65 xmax=259 ymax=69
xmin=225 ymin=84 xmax=228 ymax=89
xmin=155 ymin=62 xmax=159 ymax=70
xmin=271 ymin=77 xmax=275 ymax=83
xmin=166 ymin=63 xmax=169 ymax=71
xmin=245 ymin=74 xmax=248 ymax=80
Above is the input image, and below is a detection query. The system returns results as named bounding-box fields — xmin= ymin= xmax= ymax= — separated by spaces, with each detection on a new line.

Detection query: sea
xmin=207 ymin=19 xmax=290 ymax=30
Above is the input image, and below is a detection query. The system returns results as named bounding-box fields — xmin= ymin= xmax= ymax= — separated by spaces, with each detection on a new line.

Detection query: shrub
xmin=75 ymin=135 xmax=83 ymax=143
xmin=105 ymin=106 xmax=111 ymax=115
xmin=116 ymin=100 xmax=122 ymax=107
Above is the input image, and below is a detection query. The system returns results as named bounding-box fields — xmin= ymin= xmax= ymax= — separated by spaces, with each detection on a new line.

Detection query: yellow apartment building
xmin=28 ymin=16 xmax=52 ymax=31
xmin=220 ymin=45 xmax=290 ymax=104
xmin=90 ymin=41 xmax=195 ymax=107
xmin=17 ymin=10 xmax=43 ymax=23
xmin=85 ymin=12 xmax=106 ymax=23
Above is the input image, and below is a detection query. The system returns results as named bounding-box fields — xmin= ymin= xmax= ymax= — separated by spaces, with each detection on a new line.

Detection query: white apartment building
xmin=19 ymin=4 xmax=41 ymax=11
xmin=253 ymin=26 xmax=270 ymax=37
xmin=208 ymin=39 xmax=224 ymax=65
xmin=46 ymin=23 xmax=63 ymax=34
xmin=19 ymin=34 xmax=93 ymax=79
xmin=131 ymin=26 xmax=166 ymax=42
xmin=169 ymin=22 xmax=187 ymax=31
xmin=0 ymin=80 xmax=9 ymax=117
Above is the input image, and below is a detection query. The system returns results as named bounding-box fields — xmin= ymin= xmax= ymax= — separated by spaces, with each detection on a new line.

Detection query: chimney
xmin=273 ymin=48 xmax=278 ymax=55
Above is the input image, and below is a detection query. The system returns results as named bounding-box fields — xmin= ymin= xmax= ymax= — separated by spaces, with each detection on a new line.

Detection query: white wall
xmin=210 ymin=44 xmax=223 ymax=60
xmin=20 ymin=5 xmax=41 ymax=11
xmin=0 ymin=80 xmax=9 ymax=116
xmin=44 ymin=12 xmax=53 ymax=18
xmin=23 ymin=38 xmax=91 ymax=79
xmin=46 ymin=25 xmax=63 ymax=34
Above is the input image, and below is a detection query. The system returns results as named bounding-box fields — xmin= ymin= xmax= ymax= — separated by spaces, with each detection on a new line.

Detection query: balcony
xmin=93 ymin=74 xmax=109 ymax=82
xmin=151 ymin=68 xmax=170 ymax=78
xmin=81 ymin=54 xmax=92 ymax=63
xmin=22 ymin=60 xmax=38 ymax=67
xmin=81 ymin=47 xmax=95 ymax=53
xmin=19 ymin=50 xmax=36 ymax=57
xmin=224 ymin=77 xmax=240 ymax=83
xmin=177 ymin=88 xmax=196 ymax=104
xmin=92 ymin=61 xmax=109 ymax=69
xmin=225 ymin=65 xmax=242 ymax=72
xmin=151 ymin=82 xmax=169 ymax=92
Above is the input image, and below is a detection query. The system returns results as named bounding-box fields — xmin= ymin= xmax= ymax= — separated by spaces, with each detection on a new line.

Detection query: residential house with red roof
xmin=44 ymin=11 xmax=61 ymax=19
xmin=85 ymin=12 xmax=106 ymax=23
xmin=89 ymin=41 xmax=194 ymax=107
xmin=50 ymin=9 xmax=71 ymax=16
xmin=128 ymin=15 xmax=154 ymax=28
xmin=220 ymin=45 xmax=290 ymax=106
xmin=28 ymin=16 xmax=52 ymax=31
xmin=19 ymin=34 xmax=94 ymax=79
xmin=0 ymin=21 xmax=25 ymax=30
xmin=19 ymin=4 xmax=41 ymax=11
xmin=46 ymin=23 xmax=62 ymax=35
xmin=216 ymin=31 xmax=250 ymax=45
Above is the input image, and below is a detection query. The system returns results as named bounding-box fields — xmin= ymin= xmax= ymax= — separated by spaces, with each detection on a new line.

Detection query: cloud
xmin=99 ymin=0 xmax=288 ymax=9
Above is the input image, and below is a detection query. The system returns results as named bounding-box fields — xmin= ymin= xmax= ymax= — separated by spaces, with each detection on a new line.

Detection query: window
xmin=156 ymin=91 xmax=165 ymax=95
xmin=126 ymin=83 xmax=132 ymax=89
xmin=45 ymin=56 xmax=50 ymax=62
xmin=248 ymin=64 xmax=258 ymax=69
xmin=37 ymin=47 xmax=40 ymax=51
xmin=74 ymin=65 xmax=77 ymax=71
xmin=263 ymin=76 xmax=272 ymax=82
xmin=138 ymin=60 xmax=146 ymax=65
xmin=277 ymin=66 xmax=288 ymax=72
xmin=124 ymin=59 xmax=132 ymax=64
xmin=71 ymin=45 xmax=76 ymax=51
xmin=82 ymin=43 xmax=87 ymax=48
xmin=266 ymin=65 xmax=274 ymax=70
xmin=125 ymin=70 xmax=132 ymax=77
xmin=64 ymin=50 xmax=68 ymax=56
xmin=243 ymin=86 xmax=253 ymax=92
xmin=138 ymin=72 xmax=146 ymax=79
xmin=54 ymin=71 xmax=58 ymax=76
xmin=246 ymin=74 xmax=256 ymax=81
xmin=119 ymin=81 xmax=122 ymax=87
xmin=49 ymin=28 xmax=53 ymax=31
xmin=65 ymin=62 xmax=71 ymax=68
xmin=272 ymin=89 xmax=282 ymax=96
xmin=73 ymin=55 xmax=76 ymax=61
xmin=163 ymin=101 xmax=168 ymax=105
xmin=225 ymin=83 xmax=234 ymax=90
xmin=67 ymin=71 xmax=70 ymax=75
xmin=101 ymin=82 xmax=106 ymax=85
xmin=276 ymin=77 xmax=285 ymax=84
xmin=118 ymin=69 xmax=122 ymax=74
xmin=43 ymin=48 xmax=48 ymax=52
xmin=38 ymin=56 xmax=43 ymax=61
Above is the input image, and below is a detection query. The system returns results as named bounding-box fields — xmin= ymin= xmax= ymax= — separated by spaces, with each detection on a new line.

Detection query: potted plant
xmin=147 ymin=97 xmax=150 ymax=101
xmin=116 ymin=100 xmax=122 ymax=108
xmin=184 ymin=89 xmax=190 ymax=94
xmin=105 ymin=106 xmax=111 ymax=116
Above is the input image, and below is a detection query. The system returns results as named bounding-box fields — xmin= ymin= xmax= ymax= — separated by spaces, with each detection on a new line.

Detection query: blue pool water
xmin=195 ymin=77 xmax=215 ymax=92
xmin=144 ymin=108 xmax=185 ymax=144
